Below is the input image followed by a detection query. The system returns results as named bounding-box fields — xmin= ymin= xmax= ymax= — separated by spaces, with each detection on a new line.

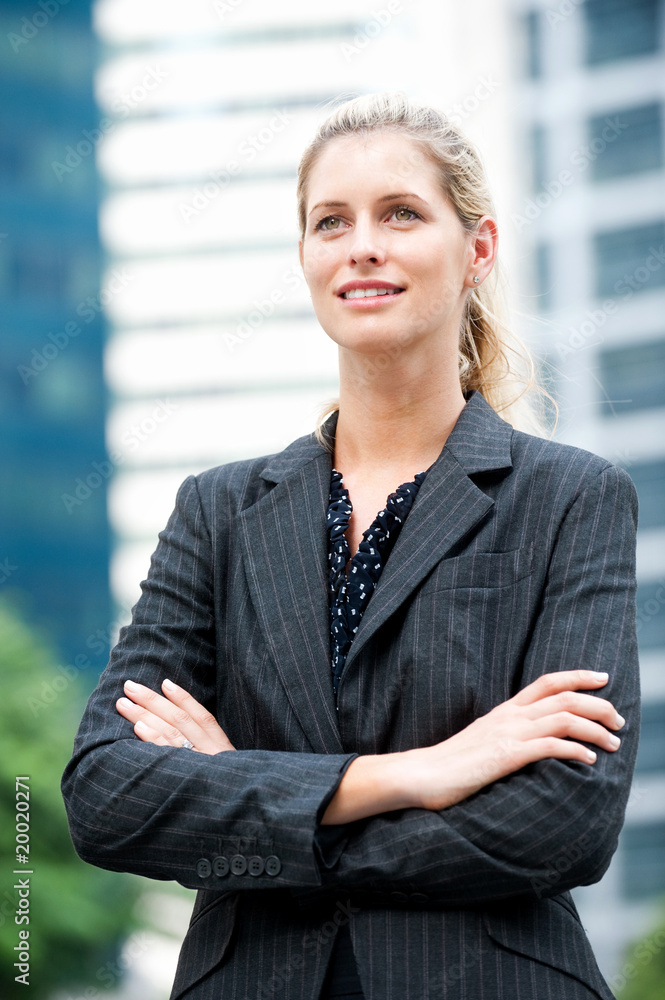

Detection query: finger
xmin=526 ymin=713 xmax=621 ymax=753
xmin=512 ymin=670 xmax=609 ymax=707
xmin=134 ymin=719 xmax=201 ymax=752
xmin=161 ymin=679 xmax=235 ymax=751
xmin=519 ymin=736 xmax=599 ymax=768
xmin=116 ymin=696 xmax=186 ymax=744
xmin=521 ymin=691 xmax=624 ymax=730
xmin=124 ymin=679 xmax=198 ymax=733
xmin=123 ymin=679 xmax=233 ymax=754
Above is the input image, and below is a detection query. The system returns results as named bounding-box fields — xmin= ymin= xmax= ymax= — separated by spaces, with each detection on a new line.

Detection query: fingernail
xmin=594 ymin=672 xmax=609 ymax=681
xmin=586 ymin=750 xmax=597 ymax=762
xmin=124 ymin=679 xmax=140 ymax=691
xmin=615 ymin=714 xmax=625 ymax=729
xmin=117 ymin=698 xmax=133 ymax=709
xmin=135 ymin=720 xmax=148 ymax=731
xmin=608 ymin=735 xmax=621 ymax=749
xmin=162 ymin=678 xmax=177 ymax=691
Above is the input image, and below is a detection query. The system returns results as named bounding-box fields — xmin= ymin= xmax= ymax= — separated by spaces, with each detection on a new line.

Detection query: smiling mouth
xmin=340 ymin=288 xmax=404 ymax=299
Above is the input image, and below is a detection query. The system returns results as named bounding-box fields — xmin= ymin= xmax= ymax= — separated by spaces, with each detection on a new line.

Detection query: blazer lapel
xmin=338 ymin=391 xmax=514 ymax=687
xmin=238 ymin=425 xmax=343 ymax=754
xmin=238 ymin=391 xmax=513 ymax=753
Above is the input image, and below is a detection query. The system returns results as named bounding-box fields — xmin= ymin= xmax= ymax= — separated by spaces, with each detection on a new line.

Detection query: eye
xmin=392 ymin=205 xmax=420 ymax=222
xmin=314 ymin=216 xmax=342 ymax=232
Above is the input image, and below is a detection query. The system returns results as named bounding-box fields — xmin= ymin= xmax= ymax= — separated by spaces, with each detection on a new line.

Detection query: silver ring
xmin=181 ymin=739 xmax=195 ymax=750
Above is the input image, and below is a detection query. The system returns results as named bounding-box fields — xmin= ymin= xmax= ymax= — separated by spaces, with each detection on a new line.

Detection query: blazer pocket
xmin=429 ymin=544 xmax=537 ymax=591
xmin=483 ymin=896 xmax=615 ymax=1000
xmin=170 ymin=890 xmax=238 ymax=1000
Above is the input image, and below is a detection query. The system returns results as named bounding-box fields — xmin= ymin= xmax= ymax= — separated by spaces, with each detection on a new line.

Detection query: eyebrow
xmin=307 ymin=192 xmax=429 ymax=218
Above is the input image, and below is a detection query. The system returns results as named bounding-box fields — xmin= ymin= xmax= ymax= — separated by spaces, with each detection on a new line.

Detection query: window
xmin=636 ymin=578 xmax=665 ymax=650
xmin=598 ymin=338 xmax=665 ymax=415
xmin=524 ymin=11 xmax=542 ymax=79
xmin=635 ymin=701 xmax=665 ymax=772
xmin=593 ymin=221 xmax=665 ymax=299
xmin=621 ymin=822 xmax=665 ymax=899
xmin=584 ymin=0 xmax=661 ymax=66
xmin=589 ymin=103 xmax=663 ymax=181
xmin=535 ymin=243 xmax=553 ymax=312
xmin=625 ymin=460 xmax=665 ymax=529
xmin=530 ymin=124 xmax=547 ymax=192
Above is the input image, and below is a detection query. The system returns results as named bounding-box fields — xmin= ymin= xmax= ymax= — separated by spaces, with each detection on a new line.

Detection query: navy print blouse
xmin=321 ymin=465 xmax=429 ymax=999
xmin=327 ymin=466 xmax=429 ymax=703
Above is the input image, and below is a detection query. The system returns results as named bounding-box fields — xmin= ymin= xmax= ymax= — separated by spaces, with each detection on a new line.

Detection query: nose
xmin=347 ymin=215 xmax=386 ymax=266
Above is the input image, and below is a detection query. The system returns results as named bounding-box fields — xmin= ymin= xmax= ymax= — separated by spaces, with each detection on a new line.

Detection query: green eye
xmin=316 ymin=216 xmax=341 ymax=231
xmin=394 ymin=207 xmax=416 ymax=222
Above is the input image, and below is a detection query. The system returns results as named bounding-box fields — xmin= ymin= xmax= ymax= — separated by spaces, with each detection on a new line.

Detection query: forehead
xmin=307 ymin=130 xmax=444 ymax=201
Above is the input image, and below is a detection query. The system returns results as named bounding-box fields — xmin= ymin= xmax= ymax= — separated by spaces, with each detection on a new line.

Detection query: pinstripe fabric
xmin=61 ymin=389 xmax=640 ymax=1000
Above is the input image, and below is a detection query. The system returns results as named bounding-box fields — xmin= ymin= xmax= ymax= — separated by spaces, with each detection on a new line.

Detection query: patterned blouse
xmin=327 ymin=466 xmax=429 ymax=703
xmin=320 ymin=463 xmax=429 ymax=1000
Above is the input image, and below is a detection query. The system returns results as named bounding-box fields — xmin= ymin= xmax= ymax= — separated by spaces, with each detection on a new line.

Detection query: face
xmin=299 ymin=131 xmax=490 ymax=361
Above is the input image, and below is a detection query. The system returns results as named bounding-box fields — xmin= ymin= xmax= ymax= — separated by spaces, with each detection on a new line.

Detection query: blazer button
xmin=213 ymin=856 xmax=230 ymax=877
xmin=230 ymin=854 xmax=247 ymax=876
xmin=265 ymin=855 xmax=282 ymax=877
xmin=196 ymin=859 xmax=211 ymax=878
xmin=247 ymin=856 xmax=265 ymax=877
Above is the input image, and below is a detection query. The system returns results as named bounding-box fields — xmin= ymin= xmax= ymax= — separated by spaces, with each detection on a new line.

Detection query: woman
xmin=62 ymin=93 xmax=639 ymax=999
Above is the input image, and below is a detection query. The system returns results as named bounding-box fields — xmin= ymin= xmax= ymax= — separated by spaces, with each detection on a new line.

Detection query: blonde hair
xmin=296 ymin=92 xmax=556 ymax=446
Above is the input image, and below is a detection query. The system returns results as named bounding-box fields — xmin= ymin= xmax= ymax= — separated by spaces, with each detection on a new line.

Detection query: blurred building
xmin=507 ymin=0 xmax=665 ymax=979
xmin=0 ymin=0 xmax=111 ymax=672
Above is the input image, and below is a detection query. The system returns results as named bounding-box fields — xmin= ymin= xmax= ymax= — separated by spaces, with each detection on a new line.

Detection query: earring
xmin=473 ymin=275 xmax=480 ymax=284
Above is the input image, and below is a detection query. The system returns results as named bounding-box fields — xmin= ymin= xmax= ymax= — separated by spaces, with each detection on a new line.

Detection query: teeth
xmin=343 ymin=287 xmax=402 ymax=299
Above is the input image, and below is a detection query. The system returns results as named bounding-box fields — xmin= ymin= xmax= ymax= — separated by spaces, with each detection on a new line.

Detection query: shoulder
xmin=172 ymin=425 xmax=326 ymax=522
xmin=509 ymin=426 xmax=638 ymax=516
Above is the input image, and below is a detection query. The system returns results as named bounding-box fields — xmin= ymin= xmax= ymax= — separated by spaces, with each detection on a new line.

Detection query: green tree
xmin=0 ymin=596 xmax=140 ymax=999
xmin=614 ymin=903 xmax=665 ymax=999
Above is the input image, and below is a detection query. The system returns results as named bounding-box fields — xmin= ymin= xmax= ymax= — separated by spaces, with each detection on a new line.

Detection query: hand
xmin=402 ymin=669 xmax=624 ymax=812
xmin=116 ymin=678 xmax=236 ymax=754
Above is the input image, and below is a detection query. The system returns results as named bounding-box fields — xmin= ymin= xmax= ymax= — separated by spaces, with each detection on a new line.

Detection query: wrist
xmin=320 ymin=751 xmax=415 ymax=824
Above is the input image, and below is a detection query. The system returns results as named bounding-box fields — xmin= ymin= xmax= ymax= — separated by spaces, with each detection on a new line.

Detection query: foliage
xmin=614 ymin=902 xmax=665 ymax=1000
xmin=0 ymin=596 xmax=140 ymax=999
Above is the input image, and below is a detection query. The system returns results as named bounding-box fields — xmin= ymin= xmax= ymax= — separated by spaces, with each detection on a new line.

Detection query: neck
xmin=333 ymin=347 xmax=467 ymax=475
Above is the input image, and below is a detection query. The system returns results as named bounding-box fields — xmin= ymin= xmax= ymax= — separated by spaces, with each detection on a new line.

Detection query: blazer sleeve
xmin=61 ymin=474 xmax=359 ymax=893
xmin=297 ymin=462 xmax=641 ymax=907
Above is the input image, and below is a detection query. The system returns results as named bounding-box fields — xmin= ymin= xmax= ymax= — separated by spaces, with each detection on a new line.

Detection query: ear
xmin=467 ymin=215 xmax=498 ymax=286
xmin=298 ymin=239 xmax=304 ymax=270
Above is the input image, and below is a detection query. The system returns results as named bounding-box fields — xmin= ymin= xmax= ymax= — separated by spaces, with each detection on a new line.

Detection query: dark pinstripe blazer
xmin=61 ymin=389 xmax=640 ymax=1000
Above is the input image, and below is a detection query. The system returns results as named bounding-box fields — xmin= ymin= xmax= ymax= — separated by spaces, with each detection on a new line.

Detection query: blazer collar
xmin=238 ymin=390 xmax=513 ymax=754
